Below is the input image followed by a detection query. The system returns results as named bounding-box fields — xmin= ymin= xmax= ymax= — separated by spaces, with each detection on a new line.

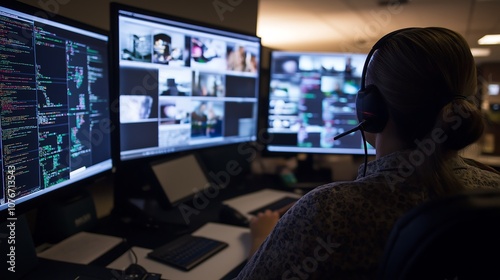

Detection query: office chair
xmin=377 ymin=189 xmax=500 ymax=280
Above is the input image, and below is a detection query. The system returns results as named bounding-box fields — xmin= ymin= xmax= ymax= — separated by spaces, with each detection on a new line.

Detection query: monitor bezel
xmin=109 ymin=2 xmax=263 ymax=167
xmin=0 ymin=1 xmax=113 ymax=221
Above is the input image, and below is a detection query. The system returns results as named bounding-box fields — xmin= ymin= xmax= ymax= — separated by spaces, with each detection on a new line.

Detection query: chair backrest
xmin=377 ymin=189 xmax=500 ymax=280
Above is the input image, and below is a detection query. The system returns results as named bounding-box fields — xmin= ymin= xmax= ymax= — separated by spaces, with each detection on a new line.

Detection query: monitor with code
xmin=0 ymin=2 xmax=112 ymax=217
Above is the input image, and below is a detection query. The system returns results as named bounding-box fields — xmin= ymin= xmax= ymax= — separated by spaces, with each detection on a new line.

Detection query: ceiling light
xmin=470 ymin=48 xmax=491 ymax=57
xmin=478 ymin=34 xmax=500 ymax=45
xmin=488 ymin=84 xmax=499 ymax=96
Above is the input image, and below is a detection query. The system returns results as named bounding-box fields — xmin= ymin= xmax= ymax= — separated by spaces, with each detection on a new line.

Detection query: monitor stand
xmin=128 ymin=197 xmax=189 ymax=226
xmin=35 ymin=190 xmax=97 ymax=244
xmin=113 ymin=190 xmax=221 ymax=236
xmin=113 ymin=195 xmax=190 ymax=232
xmin=287 ymin=154 xmax=332 ymax=189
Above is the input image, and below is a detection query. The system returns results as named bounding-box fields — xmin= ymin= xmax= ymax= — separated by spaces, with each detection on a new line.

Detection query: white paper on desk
xmin=223 ymin=188 xmax=302 ymax=219
xmin=37 ymin=231 xmax=122 ymax=264
xmin=107 ymin=222 xmax=250 ymax=280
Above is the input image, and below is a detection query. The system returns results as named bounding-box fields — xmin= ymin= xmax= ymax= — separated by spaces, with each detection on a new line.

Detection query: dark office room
xmin=1 ymin=0 xmax=500 ymax=279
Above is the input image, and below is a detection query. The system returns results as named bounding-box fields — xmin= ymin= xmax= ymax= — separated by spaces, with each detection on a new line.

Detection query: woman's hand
xmin=248 ymin=209 xmax=280 ymax=258
xmin=250 ymin=210 xmax=280 ymax=240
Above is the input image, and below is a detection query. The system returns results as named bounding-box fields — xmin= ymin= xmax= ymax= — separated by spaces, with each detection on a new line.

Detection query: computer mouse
xmin=124 ymin=263 xmax=147 ymax=276
xmin=219 ymin=204 xmax=250 ymax=227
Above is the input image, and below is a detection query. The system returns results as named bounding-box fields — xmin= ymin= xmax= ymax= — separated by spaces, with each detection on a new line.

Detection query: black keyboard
xmin=147 ymin=235 xmax=228 ymax=271
xmin=248 ymin=196 xmax=299 ymax=216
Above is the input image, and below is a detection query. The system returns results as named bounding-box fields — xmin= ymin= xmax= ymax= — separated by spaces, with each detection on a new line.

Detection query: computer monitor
xmin=0 ymin=2 xmax=112 ymax=219
xmin=110 ymin=3 xmax=261 ymax=162
xmin=265 ymin=51 xmax=375 ymax=155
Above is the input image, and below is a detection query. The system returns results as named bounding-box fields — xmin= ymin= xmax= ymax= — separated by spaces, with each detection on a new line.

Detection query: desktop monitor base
xmin=35 ymin=190 xmax=98 ymax=244
xmin=114 ymin=197 xmax=190 ymax=230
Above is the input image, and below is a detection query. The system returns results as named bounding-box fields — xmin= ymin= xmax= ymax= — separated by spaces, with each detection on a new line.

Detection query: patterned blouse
xmin=235 ymin=151 xmax=500 ymax=279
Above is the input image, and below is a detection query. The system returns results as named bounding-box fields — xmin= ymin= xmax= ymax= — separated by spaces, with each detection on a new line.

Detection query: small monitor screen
xmin=266 ymin=51 xmax=374 ymax=155
xmin=0 ymin=3 xmax=112 ymax=214
xmin=111 ymin=4 xmax=261 ymax=161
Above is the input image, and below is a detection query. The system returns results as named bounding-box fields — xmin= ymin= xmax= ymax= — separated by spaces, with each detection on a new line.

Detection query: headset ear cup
xmin=356 ymin=84 xmax=389 ymax=133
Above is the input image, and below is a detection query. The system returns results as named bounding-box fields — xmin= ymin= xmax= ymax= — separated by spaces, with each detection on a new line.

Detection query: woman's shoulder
xmin=459 ymin=157 xmax=500 ymax=190
xmin=292 ymin=176 xmax=419 ymax=223
xmin=462 ymin=157 xmax=500 ymax=175
xmin=294 ymin=180 xmax=382 ymax=216
xmin=301 ymin=181 xmax=361 ymax=202
xmin=302 ymin=178 xmax=389 ymax=202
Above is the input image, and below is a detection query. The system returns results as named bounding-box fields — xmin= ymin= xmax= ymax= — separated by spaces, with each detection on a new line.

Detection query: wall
xmin=478 ymin=62 xmax=500 ymax=156
xmin=18 ymin=0 xmax=258 ymax=34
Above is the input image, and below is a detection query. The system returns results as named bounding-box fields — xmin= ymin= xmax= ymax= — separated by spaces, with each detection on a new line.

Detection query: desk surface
xmin=25 ymin=182 xmax=300 ymax=280
xmin=107 ymin=222 xmax=250 ymax=279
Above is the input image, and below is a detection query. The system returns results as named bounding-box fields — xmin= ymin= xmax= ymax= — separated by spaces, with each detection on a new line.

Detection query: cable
xmin=361 ymin=130 xmax=368 ymax=177
xmin=123 ymin=238 xmax=138 ymax=264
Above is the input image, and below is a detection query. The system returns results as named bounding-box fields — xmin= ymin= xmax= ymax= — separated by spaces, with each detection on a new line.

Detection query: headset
xmin=334 ymin=27 xmax=418 ymax=176
xmin=335 ymin=27 xmax=418 ymax=140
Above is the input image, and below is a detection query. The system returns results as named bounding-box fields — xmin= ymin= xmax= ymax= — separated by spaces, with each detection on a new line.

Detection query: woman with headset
xmin=235 ymin=27 xmax=500 ymax=279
